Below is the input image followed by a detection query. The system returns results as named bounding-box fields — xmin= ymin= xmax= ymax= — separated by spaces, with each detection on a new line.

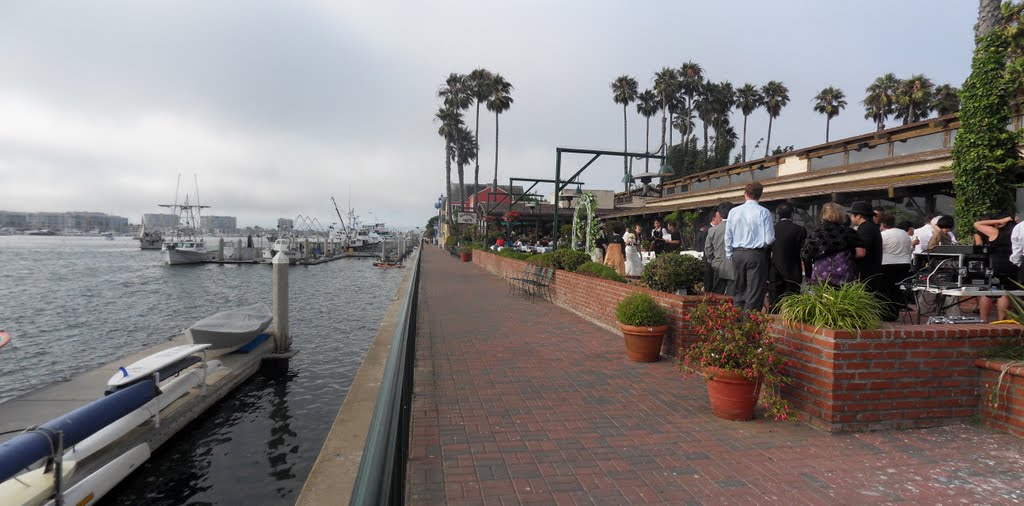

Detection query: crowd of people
xmin=489 ymin=180 xmax=1024 ymax=322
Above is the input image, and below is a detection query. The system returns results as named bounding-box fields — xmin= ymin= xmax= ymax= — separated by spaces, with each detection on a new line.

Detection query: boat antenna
xmin=193 ymin=174 xmax=202 ymax=225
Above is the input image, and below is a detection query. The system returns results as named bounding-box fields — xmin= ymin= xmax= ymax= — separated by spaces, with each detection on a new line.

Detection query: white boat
xmin=186 ymin=304 xmax=272 ymax=355
xmin=160 ymin=176 xmax=212 ymax=265
xmin=330 ymin=196 xmax=388 ymax=251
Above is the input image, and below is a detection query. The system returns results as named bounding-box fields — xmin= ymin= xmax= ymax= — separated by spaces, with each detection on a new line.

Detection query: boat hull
xmin=163 ymin=248 xmax=210 ymax=265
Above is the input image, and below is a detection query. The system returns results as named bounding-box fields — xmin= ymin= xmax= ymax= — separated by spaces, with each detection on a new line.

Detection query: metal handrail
xmin=349 ymin=246 xmax=422 ymax=505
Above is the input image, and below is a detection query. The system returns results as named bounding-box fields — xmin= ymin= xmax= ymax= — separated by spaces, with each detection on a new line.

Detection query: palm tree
xmin=761 ymin=81 xmax=790 ymax=157
xmin=653 ymin=67 xmax=680 ymax=154
xmin=812 ymin=86 xmax=847 ymax=142
xmin=679 ymin=61 xmax=704 ymax=145
xmin=437 ymin=73 xmax=471 ymax=211
xmin=468 ymin=68 xmax=494 ymax=192
xmin=894 ymin=74 xmax=936 ymax=125
xmin=486 ymin=74 xmax=514 ymax=193
xmin=671 ymin=102 xmax=695 ymax=148
xmin=710 ymin=81 xmax=735 ymax=154
xmin=636 ymin=89 xmax=659 ymax=172
xmin=611 ymin=75 xmax=639 ymax=191
xmin=452 ymin=126 xmax=477 ymax=211
xmin=734 ymin=83 xmax=762 ymax=162
xmin=863 ymin=73 xmax=899 ymax=131
xmin=694 ymin=80 xmax=715 ymax=153
xmin=931 ymin=84 xmax=961 ymax=116
xmin=977 ymin=0 xmax=1002 ymax=38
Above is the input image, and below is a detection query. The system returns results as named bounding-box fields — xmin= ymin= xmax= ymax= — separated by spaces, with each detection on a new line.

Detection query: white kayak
xmin=0 ymin=460 xmax=77 ymax=505
xmin=43 ymin=444 xmax=150 ymax=506
xmin=106 ymin=344 xmax=211 ymax=390
xmin=186 ymin=304 xmax=272 ymax=355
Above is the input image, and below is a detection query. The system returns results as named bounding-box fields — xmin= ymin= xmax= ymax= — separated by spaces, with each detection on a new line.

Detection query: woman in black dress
xmin=974 ymin=214 xmax=1016 ymax=322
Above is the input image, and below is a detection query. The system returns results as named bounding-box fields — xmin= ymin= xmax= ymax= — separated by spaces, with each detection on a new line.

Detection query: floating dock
xmin=0 ymin=333 xmax=274 ymax=499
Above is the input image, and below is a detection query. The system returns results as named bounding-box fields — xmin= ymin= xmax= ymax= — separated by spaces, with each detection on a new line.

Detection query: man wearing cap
xmin=725 ymin=182 xmax=775 ymax=310
xmin=848 ymin=201 xmax=885 ymax=296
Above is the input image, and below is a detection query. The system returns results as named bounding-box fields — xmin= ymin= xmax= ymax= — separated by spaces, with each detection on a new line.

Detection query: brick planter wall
xmin=775 ymin=322 xmax=1022 ymax=432
xmin=472 ymin=250 xmax=706 ymax=355
xmin=977 ymin=359 xmax=1024 ymax=438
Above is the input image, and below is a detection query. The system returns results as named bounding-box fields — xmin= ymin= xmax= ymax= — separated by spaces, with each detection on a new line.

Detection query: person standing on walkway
xmin=769 ymin=202 xmax=807 ymax=310
xmin=725 ymin=182 xmax=775 ymax=310
xmin=975 ymin=214 xmax=1016 ymax=322
xmin=603 ymin=222 xmax=627 ymax=276
xmin=704 ymin=202 xmax=734 ymax=295
xmin=880 ymin=213 xmax=914 ymax=321
xmin=663 ymin=222 xmax=682 ymax=253
xmin=651 ymin=219 xmax=667 ymax=254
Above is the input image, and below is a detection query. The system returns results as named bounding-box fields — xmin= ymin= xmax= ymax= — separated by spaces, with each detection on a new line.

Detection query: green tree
xmin=735 ymin=83 xmax=762 ymax=162
xmin=894 ymin=74 xmax=936 ymax=125
xmin=930 ymin=84 xmax=962 ymax=115
xmin=468 ymin=68 xmax=494 ymax=192
xmin=761 ymin=81 xmax=790 ymax=157
xmin=437 ymin=73 xmax=471 ymax=211
xmin=453 ymin=125 xmax=477 ymax=211
xmin=678 ymin=61 xmax=705 ymax=146
xmin=709 ymin=81 xmax=735 ymax=155
xmin=812 ymin=86 xmax=847 ymax=142
xmin=863 ymin=73 xmax=899 ymax=131
xmin=486 ymin=74 xmax=514 ymax=192
xmin=952 ymin=30 xmax=1020 ymax=240
xmin=653 ymin=67 xmax=681 ymax=154
xmin=636 ymin=89 xmax=659 ymax=172
xmin=611 ymin=75 xmax=639 ymax=191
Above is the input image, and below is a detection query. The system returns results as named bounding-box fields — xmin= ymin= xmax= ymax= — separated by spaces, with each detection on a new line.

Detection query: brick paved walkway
xmin=408 ymin=246 xmax=1024 ymax=504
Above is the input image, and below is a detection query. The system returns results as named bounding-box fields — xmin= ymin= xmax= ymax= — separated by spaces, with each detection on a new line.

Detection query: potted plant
xmin=615 ymin=292 xmax=669 ymax=362
xmin=681 ymin=297 xmax=793 ymax=421
xmin=640 ymin=254 xmax=704 ymax=295
xmin=458 ymin=245 xmax=472 ymax=262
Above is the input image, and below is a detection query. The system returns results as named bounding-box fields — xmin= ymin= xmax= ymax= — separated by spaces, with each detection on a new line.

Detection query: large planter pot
xmin=459 ymin=252 xmax=472 ymax=262
xmin=705 ymin=367 xmax=761 ymax=421
xmin=619 ymin=323 xmax=668 ymax=362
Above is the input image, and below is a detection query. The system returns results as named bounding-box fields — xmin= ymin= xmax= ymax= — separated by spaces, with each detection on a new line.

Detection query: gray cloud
xmin=0 ymin=0 xmax=975 ymax=228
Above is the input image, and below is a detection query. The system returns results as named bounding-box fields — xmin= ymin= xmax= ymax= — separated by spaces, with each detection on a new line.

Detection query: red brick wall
xmin=775 ymin=321 xmax=1022 ymax=432
xmin=977 ymin=359 xmax=1024 ymax=438
xmin=473 ymin=250 xmax=704 ymax=355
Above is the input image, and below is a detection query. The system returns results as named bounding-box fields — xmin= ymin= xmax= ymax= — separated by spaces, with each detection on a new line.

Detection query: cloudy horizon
xmin=0 ymin=1 xmax=977 ymax=228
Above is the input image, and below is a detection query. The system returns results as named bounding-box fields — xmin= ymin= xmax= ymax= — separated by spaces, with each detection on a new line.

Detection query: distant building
xmin=278 ymin=218 xmax=294 ymax=230
xmin=0 ymin=210 xmax=27 ymax=229
xmin=201 ymin=215 xmax=237 ymax=234
xmin=5 ymin=211 xmax=131 ymax=232
xmin=143 ymin=213 xmax=178 ymax=229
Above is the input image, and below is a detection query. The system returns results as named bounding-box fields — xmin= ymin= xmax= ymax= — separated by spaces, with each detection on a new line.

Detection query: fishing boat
xmin=160 ymin=176 xmax=212 ymax=265
xmin=138 ymin=216 xmax=163 ymax=250
xmin=330 ymin=196 xmax=389 ymax=252
xmin=186 ymin=304 xmax=273 ymax=356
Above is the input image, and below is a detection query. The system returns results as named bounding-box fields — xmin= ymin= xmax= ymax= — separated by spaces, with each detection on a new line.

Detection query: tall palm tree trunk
xmin=741 ymin=114 xmax=749 ymax=162
xmin=492 ymin=112 xmax=500 ymax=196
xmin=644 ymin=117 xmax=651 ymax=172
xmin=826 ymin=117 xmax=831 ymax=142
xmin=622 ymin=104 xmax=629 ymax=193
xmin=445 ymin=143 xmax=453 ymax=216
xmin=660 ymin=101 xmax=667 ymax=154
xmin=668 ymin=112 xmax=674 ymax=147
xmin=458 ymin=163 xmax=466 ymax=212
xmin=474 ymin=103 xmax=481 ymax=191
xmin=977 ymin=0 xmax=1002 ymax=38
xmin=765 ymin=116 xmax=774 ymax=157
xmin=702 ymin=123 xmax=710 ymax=155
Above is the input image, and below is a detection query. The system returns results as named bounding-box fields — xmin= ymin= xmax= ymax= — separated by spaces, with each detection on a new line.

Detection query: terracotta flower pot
xmin=705 ymin=366 xmax=761 ymax=421
xmin=459 ymin=252 xmax=472 ymax=262
xmin=619 ymin=323 xmax=668 ymax=362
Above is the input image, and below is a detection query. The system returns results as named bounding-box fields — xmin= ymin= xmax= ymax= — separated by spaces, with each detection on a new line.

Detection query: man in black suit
xmin=848 ymin=201 xmax=884 ymax=295
xmin=769 ymin=202 xmax=807 ymax=311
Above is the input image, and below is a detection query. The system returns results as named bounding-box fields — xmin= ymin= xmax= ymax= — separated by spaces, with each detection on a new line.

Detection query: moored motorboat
xmin=186 ymin=304 xmax=273 ymax=355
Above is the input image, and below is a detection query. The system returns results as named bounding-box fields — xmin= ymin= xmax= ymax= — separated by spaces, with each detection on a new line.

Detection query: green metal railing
xmin=350 ymin=247 xmax=422 ymax=505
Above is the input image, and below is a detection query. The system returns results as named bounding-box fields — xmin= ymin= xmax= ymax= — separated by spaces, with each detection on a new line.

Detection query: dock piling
xmin=217 ymin=238 xmax=225 ymax=262
xmin=272 ymin=252 xmax=291 ymax=354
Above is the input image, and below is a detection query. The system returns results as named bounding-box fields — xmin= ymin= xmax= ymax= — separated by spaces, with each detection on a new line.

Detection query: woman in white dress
xmin=623 ymin=225 xmax=643 ymax=277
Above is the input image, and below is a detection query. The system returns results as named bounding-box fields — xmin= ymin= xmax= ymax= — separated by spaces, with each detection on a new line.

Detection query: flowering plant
xmin=681 ymin=297 xmax=794 ymax=420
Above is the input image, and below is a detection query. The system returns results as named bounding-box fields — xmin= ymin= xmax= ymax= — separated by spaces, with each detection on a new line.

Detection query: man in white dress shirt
xmin=725 ymin=182 xmax=775 ymax=310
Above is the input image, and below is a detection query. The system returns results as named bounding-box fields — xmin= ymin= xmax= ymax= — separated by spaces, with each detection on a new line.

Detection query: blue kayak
xmin=0 ymin=379 xmax=157 ymax=483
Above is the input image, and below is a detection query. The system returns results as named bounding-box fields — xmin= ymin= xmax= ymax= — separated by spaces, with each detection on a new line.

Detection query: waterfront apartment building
xmin=143 ymin=213 xmax=178 ymax=229
xmin=200 ymin=215 xmax=237 ymax=234
xmin=0 ymin=210 xmax=129 ymax=232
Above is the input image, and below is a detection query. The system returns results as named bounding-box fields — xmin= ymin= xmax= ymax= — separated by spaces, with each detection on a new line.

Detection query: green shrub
xmin=458 ymin=245 xmax=472 ymax=255
xmin=551 ymin=248 xmax=591 ymax=271
xmin=615 ymin=292 xmax=668 ymax=326
xmin=497 ymin=249 xmax=533 ymax=261
xmin=527 ymin=252 xmax=556 ymax=267
xmin=574 ymin=261 xmax=626 ymax=282
xmin=776 ymin=280 xmax=885 ymax=331
xmin=640 ymin=254 xmax=704 ymax=293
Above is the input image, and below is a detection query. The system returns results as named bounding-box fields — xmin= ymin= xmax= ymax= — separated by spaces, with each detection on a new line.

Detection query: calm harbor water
xmin=0 ymin=235 xmax=405 ymax=504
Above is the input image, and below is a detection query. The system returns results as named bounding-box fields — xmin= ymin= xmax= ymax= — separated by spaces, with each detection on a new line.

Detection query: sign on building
xmin=456 ymin=212 xmax=476 ymax=224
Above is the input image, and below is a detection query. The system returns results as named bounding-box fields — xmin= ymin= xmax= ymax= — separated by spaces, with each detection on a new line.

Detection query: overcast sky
xmin=0 ymin=1 xmax=977 ymax=228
